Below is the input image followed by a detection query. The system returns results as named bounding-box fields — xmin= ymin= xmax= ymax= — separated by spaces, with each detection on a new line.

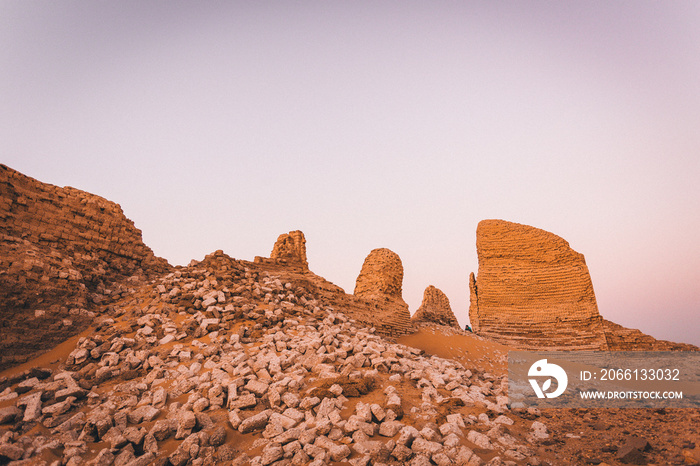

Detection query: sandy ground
xmin=397 ymin=325 xmax=510 ymax=375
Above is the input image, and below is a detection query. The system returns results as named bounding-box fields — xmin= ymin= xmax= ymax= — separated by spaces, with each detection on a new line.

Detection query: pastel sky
xmin=2 ymin=2 xmax=699 ymax=345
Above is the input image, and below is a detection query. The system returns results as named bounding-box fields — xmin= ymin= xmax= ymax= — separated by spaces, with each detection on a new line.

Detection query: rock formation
xmin=411 ymin=285 xmax=460 ymax=329
xmin=602 ymin=319 xmax=698 ymax=351
xmin=254 ymin=241 xmax=412 ymax=337
xmin=0 ymin=164 xmax=170 ymax=369
xmin=0 ymin=253 xmax=695 ymax=466
xmin=0 ymin=166 xmax=697 ymax=465
xmin=270 ymin=230 xmax=308 ymax=270
xmin=354 ymin=248 xmax=404 ymax=299
xmin=353 ymin=248 xmax=412 ymax=336
xmin=469 ymin=219 xmax=609 ymax=350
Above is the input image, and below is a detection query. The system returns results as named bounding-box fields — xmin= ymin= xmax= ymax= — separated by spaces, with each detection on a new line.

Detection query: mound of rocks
xmin=0 ymin=258 xmax=535 ymax=466
xmin=411 ymin=286 xmax=460 ymax=329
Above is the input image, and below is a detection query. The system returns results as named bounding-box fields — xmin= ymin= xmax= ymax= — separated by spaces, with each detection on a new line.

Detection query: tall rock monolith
xmin=469 ymin=219 xmax=609 ymax=350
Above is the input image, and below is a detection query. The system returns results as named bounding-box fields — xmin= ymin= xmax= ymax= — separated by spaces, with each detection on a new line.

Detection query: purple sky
xmin=2 ymin=2 xmax=699 ymax=345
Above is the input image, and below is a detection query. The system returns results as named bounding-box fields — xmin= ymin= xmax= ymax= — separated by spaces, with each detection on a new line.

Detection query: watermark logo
xmin=528 ymin=359 xmax=568 ymax=398
xmin=510 ymin=351 xmax=699 ymax=408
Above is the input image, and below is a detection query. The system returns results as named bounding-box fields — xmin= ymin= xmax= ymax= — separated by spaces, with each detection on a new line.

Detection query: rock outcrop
xmin=0 ymin=164 xmax=170 ymax=369
xmin=411 ymin=285 xmax=460 ymax=329
xmin=0 ymin=167 xmax=697 ymax=465
xmin=469 ymin=219 xmax=609 ymax=350
xmin=353 ymin=248 xmax=412 ymax=336
xmin=0 ymin=228 xmax=695 ymax=466
xmin=254 ymin=241 xmax=412 ymax=337
xmin=354 ymin=248 xmax=404 ymax=300
xmin=270 ymin=230 xmax=308 ymax=270
xmin=602 ymin=319 xmax=698 ymax=351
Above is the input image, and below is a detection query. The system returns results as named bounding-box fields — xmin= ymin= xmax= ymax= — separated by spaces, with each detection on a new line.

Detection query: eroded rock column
xmin=469 ymin=219 xmax=609 ymax=350
xmin=354 ymin=248 xmax=412 ymax=336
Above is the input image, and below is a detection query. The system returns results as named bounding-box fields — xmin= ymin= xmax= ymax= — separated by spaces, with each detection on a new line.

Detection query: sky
xmin=2 ymin=1 xmax=699 ymax=346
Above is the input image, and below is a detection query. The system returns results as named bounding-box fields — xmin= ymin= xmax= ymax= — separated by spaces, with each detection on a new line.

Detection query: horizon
xmin=2 ymin=2 xmax=698 ymax=346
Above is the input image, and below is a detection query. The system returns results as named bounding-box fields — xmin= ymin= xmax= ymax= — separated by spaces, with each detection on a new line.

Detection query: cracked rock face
xmin=270 ymin=230 xmax=308 ymax=270
xmin=468 ymin=219 xmax=609 ymax=350
xmin=411 ymin=286 xmax=460 ymax=329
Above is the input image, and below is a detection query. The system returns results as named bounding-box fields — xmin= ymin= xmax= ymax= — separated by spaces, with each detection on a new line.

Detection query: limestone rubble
xmin=1 ymin=167 xmax=698 ymax=465
xmin=0 ymin=255 xmax=527 ymax=466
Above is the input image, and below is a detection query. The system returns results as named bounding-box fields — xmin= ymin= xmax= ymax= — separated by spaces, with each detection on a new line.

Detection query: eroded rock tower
xmin=469 ymin=219 xmax=609 ymax=350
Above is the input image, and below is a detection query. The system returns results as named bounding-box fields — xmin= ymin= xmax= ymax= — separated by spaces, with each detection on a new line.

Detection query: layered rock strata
xmin=602 ymin=320 xmax=698 ymax=351
xmin=411 ymin=286 xmax=460 ymax=329
xmin=354 ymin=248 xmax=412 ymax=336
xmin=0 ymin=164 xmax=170 ymax=369
xmin=469 ymin=220 xmax=609 ymax=350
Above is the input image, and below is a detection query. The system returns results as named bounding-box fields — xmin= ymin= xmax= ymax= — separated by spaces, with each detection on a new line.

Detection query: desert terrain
xmin=0 ymin=164 xmax=698 ymax=466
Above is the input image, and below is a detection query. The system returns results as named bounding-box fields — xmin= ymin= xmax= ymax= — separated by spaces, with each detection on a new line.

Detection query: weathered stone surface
xmin=239 ymin=410 xmax=270 ymax=434
xmin=20 ymin=391 xmax=43 ymax=422
xmin=261 ymin=442 xmax=284 ymax=465
xmin=250 ymin=232 xmax=413 ymax=337
xmin=411 ymin=285 xmax=459 ymax=329
xmin=269 ymin=230 xmax=308 ymax=270
xmin=467 ymin=430 xmax=494 ymax=450
xmin=0 ymin=406 xmax=21 ymax=424
xmin=602 ymin=319 xmax=698 ymax=351
xmin=0 ymin=443 xmax=24 ymax=461
xmin=468 ymin=220 xmax=609 ymax=350
xmin=354 ymin=248 xmax=404 ymax=299
xmin=0 ymin=164 xmax=170 ymax=370
xmin=353 ymin=248 xmax=411 ymax=336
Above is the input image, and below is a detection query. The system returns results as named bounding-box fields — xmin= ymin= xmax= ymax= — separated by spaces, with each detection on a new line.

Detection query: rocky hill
xmin=0 ymin=250 xmax=697 ymax=466
xmin=0 ymin=164 xmax=170 ymax=370
xmin=0 ymin=167 xmax=698 ymax=465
